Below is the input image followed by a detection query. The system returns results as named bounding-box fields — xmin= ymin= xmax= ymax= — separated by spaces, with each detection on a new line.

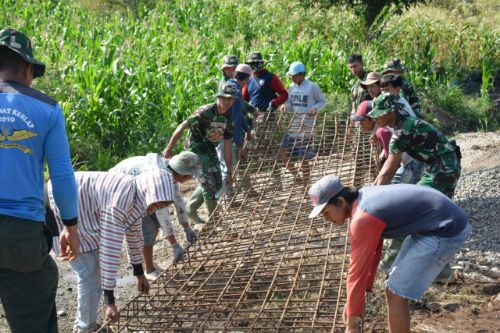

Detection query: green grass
xmin=1 ymin=0 xmax=498 ymax=169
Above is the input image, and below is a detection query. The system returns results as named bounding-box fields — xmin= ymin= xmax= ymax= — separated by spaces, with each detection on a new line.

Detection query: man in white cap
xmin=279 ymin=61 xmax=325 ymax=180
xmin=308 ymin=175 xmax=469 ymax=333
xmin=110 ymin=151 xmax=202 ymax=279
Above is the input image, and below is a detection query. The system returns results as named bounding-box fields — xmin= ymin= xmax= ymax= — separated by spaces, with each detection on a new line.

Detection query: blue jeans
xmin=392 ymin=159 xmax=424 ymax=185
xmin=69 ymin=249 xmax=102 ymax=331
xmin=282 ymin=134 xmax=315 ymax=161
xmin=386 ymin=224 xmax=469 ymax=300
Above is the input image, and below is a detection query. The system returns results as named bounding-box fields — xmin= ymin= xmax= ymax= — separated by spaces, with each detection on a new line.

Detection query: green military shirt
xmin=350 ymin=71 xmax=371 ymax=112
xmin=400 ymin=78 xmax=421 ymax=117
xmin=187 ymin=103 xmax=233 ymax=152
xmin=389 ymin=114 xmax=454 ymax=162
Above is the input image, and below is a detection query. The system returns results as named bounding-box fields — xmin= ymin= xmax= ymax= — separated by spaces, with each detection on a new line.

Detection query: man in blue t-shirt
xmin=0 ymin=28 xmax=79 ymax=333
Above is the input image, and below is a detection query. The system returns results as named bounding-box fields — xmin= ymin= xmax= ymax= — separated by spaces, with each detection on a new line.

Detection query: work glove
xmin=172 ymin=243 xmax=185 ymax=263
xmin=184 ymin=226 xmax=197 ymax=244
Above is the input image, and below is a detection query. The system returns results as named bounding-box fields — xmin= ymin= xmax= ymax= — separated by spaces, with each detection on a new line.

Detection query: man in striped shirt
xmin=110 ymin=151 xmax=202 ymax=279
xmin=48 ymin=168 xmax=174 ymax=332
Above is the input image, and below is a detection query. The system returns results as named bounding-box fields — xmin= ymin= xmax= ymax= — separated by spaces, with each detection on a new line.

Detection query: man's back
xmin=0 ymin=79 xmax=76 ymax=221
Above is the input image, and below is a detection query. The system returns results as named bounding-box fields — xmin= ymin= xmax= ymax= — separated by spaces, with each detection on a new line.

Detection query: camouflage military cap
xmin=220 ymin=54 xmax=239 ymax=69
xmin=246 ymin=51 xmax=264 ymax=64
xmin=381 ymin=58 xmax=405 ymax=74
xmin=215 ymin=82 xmax=238 ymax=99
xmin=368 ymin=93 xmax=400 ymax=118
xmin=169 ymin=151 xmax=202 ymax=177
xmin=0 ymin=28 xmax=45 ymax=78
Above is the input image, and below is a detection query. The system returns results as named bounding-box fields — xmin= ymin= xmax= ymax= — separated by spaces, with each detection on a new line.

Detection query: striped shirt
xmin=109 ymin=153 xmax=188 ymax=228
xmin=48 ymin=169 xmax=174 ymax=290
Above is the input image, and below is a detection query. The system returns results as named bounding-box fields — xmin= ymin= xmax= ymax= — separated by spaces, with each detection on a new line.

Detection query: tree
xmin=300 ymin=0 xmax=431 ymax=28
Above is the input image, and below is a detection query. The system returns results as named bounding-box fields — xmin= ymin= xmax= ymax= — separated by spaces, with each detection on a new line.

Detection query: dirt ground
xmin=0 ymin=132 xmax=498 ymax=333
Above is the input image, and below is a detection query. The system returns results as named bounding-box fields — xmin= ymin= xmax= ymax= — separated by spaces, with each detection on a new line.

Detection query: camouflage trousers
xmin=418 ymin=151 xmax=461 ymax=198
xmin=191 ymin=146 xmax=223 ymax=201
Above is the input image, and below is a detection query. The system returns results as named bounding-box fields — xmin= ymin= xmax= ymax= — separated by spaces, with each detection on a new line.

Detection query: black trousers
xmin=0 ymin=215 xmax=59 ymax=333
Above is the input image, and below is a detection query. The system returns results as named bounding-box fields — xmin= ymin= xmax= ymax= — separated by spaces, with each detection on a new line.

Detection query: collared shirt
xmin=48 ymin=170 xmax=173 ymax=290
xmin=109 ymin=153 xmax=188 ymax=227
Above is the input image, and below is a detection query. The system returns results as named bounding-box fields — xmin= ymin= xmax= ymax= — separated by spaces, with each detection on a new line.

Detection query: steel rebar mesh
xmin=101 ymin=111 xmax=378 ymax=332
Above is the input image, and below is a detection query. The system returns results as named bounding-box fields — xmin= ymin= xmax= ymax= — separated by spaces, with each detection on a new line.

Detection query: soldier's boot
xmin=187 ymin=186 xmax=205 ymax=224
xmin=204 ymin=198 xmax=218 ymax=219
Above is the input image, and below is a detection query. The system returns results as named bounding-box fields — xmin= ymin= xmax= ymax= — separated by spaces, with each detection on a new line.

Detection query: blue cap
xmin=287 ymin=61 xmax=306 ymax=76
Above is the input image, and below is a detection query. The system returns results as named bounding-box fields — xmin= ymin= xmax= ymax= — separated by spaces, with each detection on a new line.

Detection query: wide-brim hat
xmin=219 ymin=54 xmax=239 ymax=70
xmin=169 ymin=151 xmax=202 ymax=177
xmin=0 ymin=28 xmax=45 ymax=78
xmin=215 ymin=82 xmax=238 ymax=98
xmin=360 ymin=72 xmax=382 ymax=86
xmin=246 ymin=51 xmax=265 ymax=64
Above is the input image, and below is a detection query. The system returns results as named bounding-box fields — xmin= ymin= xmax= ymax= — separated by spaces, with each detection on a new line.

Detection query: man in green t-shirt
xmin=163 ymin=82 xmax=238 ymax=224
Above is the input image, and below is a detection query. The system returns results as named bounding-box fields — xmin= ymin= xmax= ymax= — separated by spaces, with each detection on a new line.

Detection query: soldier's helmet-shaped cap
xmin=367 ymin=93 xmax=400 ymax=119
xmin=220 ymin=54 xmax=239 ymax=69
xmin=0 ymin=28 xmax=45 ymax=78
xmin=246 ymin=51 xmax=264 ymax=64
xmin=308 ymin=175 xmax=345 ymax=218
xmin=169 ymin=151 xmax=202 ymax=177
xmin=215 ymin=82 xmax=238 ymax=99
xmin=381 ymin=58 xmax=405 ymax=74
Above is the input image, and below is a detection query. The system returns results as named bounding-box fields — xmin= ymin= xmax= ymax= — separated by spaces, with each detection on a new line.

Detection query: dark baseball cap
xmin=308 ymin=175 xmax=344 ymax=218
xmin=0 ymin=28 xmax=45 ymax=78
xmin=351 ymin=101 xmax=373 ymax=122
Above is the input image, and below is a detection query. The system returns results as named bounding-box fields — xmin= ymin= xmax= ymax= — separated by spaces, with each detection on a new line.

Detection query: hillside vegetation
xmin=1 ymin=0 xmax=498 ymax=169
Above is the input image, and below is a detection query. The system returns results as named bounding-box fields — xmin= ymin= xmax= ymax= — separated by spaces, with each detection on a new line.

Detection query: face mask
xmin=235 ymin=72 xmax=250 ymax=81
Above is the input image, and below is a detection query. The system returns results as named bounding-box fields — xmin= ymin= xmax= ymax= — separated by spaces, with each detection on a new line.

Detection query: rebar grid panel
xmin=102 ymin=111 xmax=378 ymax=332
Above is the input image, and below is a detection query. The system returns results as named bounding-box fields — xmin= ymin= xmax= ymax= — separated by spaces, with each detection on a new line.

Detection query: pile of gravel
xmin=453 ymin=167 xmax=499 ymax=280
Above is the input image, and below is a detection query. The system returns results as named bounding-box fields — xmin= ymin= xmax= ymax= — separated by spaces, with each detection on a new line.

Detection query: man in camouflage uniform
xmin=369 ymin=93 xmax=461 ymax=281
xmin=381 ymin=59 xmax=422 ymax=117
xmin=219 ymin=54 xmax=239 ymax=83
xmin=370 ymin=93 xmax=460 ymax=196
xmin=348 ymin=54 xmax=371 ymax=115
xmin=163 ymin=83 xmax=237 ymax=224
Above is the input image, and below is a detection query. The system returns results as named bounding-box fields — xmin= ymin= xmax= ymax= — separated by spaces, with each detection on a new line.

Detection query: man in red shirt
xmin=242 ymin=51 xmax=288 ymax=122
xmin=308 ymin=175 xmax=468 ymax=333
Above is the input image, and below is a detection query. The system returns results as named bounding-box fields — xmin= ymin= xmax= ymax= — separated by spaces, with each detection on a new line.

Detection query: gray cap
xmin=168 ymin=151 xmax=202 ymax=177
xmin=308 ymin=175 xmax=344 ymax=218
